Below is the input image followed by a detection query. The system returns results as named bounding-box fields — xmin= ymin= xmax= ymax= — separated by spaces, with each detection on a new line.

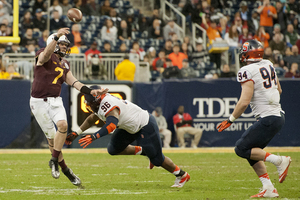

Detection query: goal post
xmin=0 ymin=0 xmax=20 ymax=43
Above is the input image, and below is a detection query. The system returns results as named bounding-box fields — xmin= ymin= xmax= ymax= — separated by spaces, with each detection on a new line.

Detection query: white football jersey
xmin=95 ymin=93 xmax=149 ymax=134
xmin=237 ymin=59 xmax=283 ymax=118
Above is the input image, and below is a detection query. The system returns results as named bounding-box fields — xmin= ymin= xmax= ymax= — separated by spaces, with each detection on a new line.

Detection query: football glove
xmin=65 ymin=131 xmax=79 ymax=145
xmin=217 ymin=119 xmax=233 ymax=132
xmin=78 ymin=134 xmax=97 ymax=148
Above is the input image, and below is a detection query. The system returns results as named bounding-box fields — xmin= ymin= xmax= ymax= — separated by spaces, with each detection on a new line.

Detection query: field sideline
xmin=0 ymin=146 xmax=300 ymax=154
xmin=0 ymin=147 xmax=299 ymax=200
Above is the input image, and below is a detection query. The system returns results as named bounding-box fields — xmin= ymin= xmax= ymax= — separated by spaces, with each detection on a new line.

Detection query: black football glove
xmin=65 ymin=131 xmax=79 ymax=145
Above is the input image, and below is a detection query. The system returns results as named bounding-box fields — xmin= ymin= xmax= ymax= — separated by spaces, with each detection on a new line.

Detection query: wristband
xmin=229 ymin=115 xmax=236 ymax=122
xmin=80 ymin=86 xmax=92 ymax=94
xmin=54 ymin=35 xmax=59 ymax=41
xmin=76 ymin=128 xmax=83 ymax=135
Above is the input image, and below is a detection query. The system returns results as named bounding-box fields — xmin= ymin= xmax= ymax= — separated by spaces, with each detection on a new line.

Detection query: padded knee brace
xmin=234 ymin=146 xmax=251 ymax=159
xmin=149 ymin=154 xmax=165 ymax=167
xmin=107 ymin=143 xmax=120 ymax=155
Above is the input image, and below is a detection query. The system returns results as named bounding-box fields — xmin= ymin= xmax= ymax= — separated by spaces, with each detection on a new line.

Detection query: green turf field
xmin=0 ymin=150 xmax=299 ymax=200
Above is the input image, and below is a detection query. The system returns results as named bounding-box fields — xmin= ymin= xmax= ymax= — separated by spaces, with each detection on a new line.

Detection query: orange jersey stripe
xmin=104 ymin=105 xmax=120 ymax=117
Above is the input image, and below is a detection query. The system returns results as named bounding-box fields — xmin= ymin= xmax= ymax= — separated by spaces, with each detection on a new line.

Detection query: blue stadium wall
xmin=0 ymin=79 xmax=299 ymax=148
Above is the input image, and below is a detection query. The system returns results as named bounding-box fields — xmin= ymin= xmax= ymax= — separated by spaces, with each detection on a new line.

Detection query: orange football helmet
xmin=240 ymin=40 xmax=264 ymax=63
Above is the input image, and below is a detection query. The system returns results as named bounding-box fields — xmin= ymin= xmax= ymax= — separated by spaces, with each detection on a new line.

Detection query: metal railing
xmin=2 ymin=53 xmax=151 ymax=82
xmin=161 ymin=0 xmax=186 ymax=40
xmin=192 ymin=23 xmax=207 ymax=50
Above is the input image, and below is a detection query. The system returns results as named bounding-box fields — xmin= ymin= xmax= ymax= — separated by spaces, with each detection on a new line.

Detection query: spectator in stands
xmin=163 ymin=39 xmax=173 ymax=55
xmin=272 ymin=24 xmax=284 ymax=41
xmin=21 ymin=11 xmax=34 ymax=33
xmin=181 ymin=0 xmax=201 ymax=31
xmin=73 ymin=0 xmax=82 ymax=10
xmin=168 ymin=43 xmax=187 ymax=69
xmin=0 ymin=64 xmax=9 ymax=79
xmin=296 ymin=39 xmax=300 ymax=54
xmin=183 ymin=36 xmax=194 ymax=53
xmin=269 ymin=33 xmax=286 ymax=55
xmin=32 ymin=0 xmax=47 ymax=16
xmin=26 ymin=44 xmax=36 ymax=55
xmin=225 ymin=24 xmax=240 ymax=65
xmin=82 ymin=0 xmax=101 ymax=16
xmin=239 ymin=1 xmax=251 ymax=23
xmin=180 ymin=42 xmax=191 ymax=61
xmin=248 ymin=9 xmax=260 ymax=35
xmin=87 ymin=54 xmax=107 ymax=80
xmin=292 ymin=17 xmax=300 ymax=35
xmin=219 ymin=64 xmax=236 ymax=78
xmin=130 ymin=41 xmax=146 ymax=61
xmin=285 ymin=24 xmax=300 ymax=47
xmin=109 ymin=9 xmax=121 ymax=28
xmin=284 ymin=62 xmax=300 ymax=78
xmin=0 ymin=0 xmax=11 ymax=24
xmin=115 ymin=54 xmax=136 ymax=81
xmin=6 ymin=64 xmax=23 ymax=79
xmin=38 ymin=29 xmax=49 ymax=48
xmin=1 ymin=18 xmax=10 ymax=35
xmin=33 ymin=8 xmax=46 ymax=32
xmin=0 ymin=23 xmax=7 ymax=36
xmin=60 ymin=0 xmax=73 ymax=16
xmin=101 ymin=19 xmax=118 ymax=42
xmin=100 ymin=0 xmax=113 ymax=16
xmin=180 ymin=59 xmax=197 ymax=78
xmin=191 ymin=37 xmax=210 ymax=64
xmin=148 ymin=19 xmax=163 ymax=39
xmin=274 ymin=1 xmax=288 ymax=34
xmin=85 ymin=41 xmax=101 ymax=59
xmin=103 ymin=41 xmax=112 ymax=53
xmin=0 ymin=43 xmax=5 ymax=57
xmin=148 ymin=9 xmax=164 ymax=27
xmin=118 ymin=20 xmax=132 ymax=41
xmin=201 ymin=14 xmax=222 ymax=69
xmin=126 ymin=15 xmax=138 ymax=32
xmin=118 ymin=43 xmax=128 ymax=53
xmin=171 ymin=33 xmax=180 ymax=44
xmin=146 ymin=47 xmax=157 ymax=64
xmin=283 ymin=45 xmax=300 ymax=68
xmin=50 ymin=10 xmax=66 ymax=32
xmin=70 ymin=24 xmax=82 ymax=47
xmin=239 ymin=26 xmax=253 ymax=45
xmin=162 ymin=58 xmax=181 ymax=79
xmin=137 ymin=15 xmax=148 ymax=33
xmin=173 ymin=105 xmax=203 ymax=148
xmin=254 ymin=26 xmax=270 ymax=48
xmin=49 ymin=0 xmax=63 ymax=17
xmin=263 ymin=46 xmax=276 ymax=64
xmin=152 ymin=49 xmax=166 ymax=72
xmin=287 ymin=0 xmax=300 ymax=14
xmin=20 ymin=28 xmax=38 ymax=47
xmin=234 ymin=16 xmax=243 ymax=35
xmin=257 ymin=0 xmax=277 ymax=39
xmin=152 ymin=107 xmax=172 ymax=148
xmin=163 ymin=19 xmax=180 ymax=41
xmin=219 ymin=16 xmax=229 ymax=39
xmin=8 ymin=43 xmax=20 ymax=53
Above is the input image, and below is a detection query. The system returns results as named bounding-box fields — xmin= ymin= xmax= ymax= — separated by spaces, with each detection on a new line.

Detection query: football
xmin=67 ymin=8 xmax=82 ymax=23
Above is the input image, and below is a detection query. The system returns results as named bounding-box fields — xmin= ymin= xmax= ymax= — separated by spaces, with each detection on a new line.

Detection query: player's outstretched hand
xmin=217 ymin=119 xmax=233 ymax=132
xmin=78 ymin=134 xmax=97 ymax=148
xmin=65 ymin=131 xmax=79 ymax=145
xmin=91 ymin=88 xmax=109 ymax=97
xmin=57 ymin=28 xmax=70 ymax=38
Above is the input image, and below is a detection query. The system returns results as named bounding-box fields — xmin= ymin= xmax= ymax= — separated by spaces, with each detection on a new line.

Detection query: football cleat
xmin=49 ymin=159 xmax=60 ymax=179
xmin=251 ymin=185 xmax=279 ymax=198
xmin=171 ymin=172 xmax=190 ymax=188
xmin=63 ymin=168 xmax=82 ymax=186
xmin=276 ymin=156 xmax=292 ymax=183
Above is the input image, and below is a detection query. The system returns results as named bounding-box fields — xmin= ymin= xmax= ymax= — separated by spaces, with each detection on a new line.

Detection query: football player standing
xmin=217 ymin=40 xmax=291 ymax=198
xmin=30 ymin=28 xmax=108 ymax=186
xmin=65 ymin=90 xmax=190 ymax=188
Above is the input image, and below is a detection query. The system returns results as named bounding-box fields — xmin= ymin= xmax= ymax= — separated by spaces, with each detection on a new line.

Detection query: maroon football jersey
xmin=31 ymin=48 xmax=71 ymax=98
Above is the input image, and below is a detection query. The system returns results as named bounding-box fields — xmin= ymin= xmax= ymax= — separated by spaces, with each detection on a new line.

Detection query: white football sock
xmin=265 ymin=153 xmax=281 ymax=166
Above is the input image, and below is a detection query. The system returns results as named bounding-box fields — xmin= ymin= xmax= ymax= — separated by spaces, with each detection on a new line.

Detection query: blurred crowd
xmin=1 ymin=0 xmax=300 ymax=80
